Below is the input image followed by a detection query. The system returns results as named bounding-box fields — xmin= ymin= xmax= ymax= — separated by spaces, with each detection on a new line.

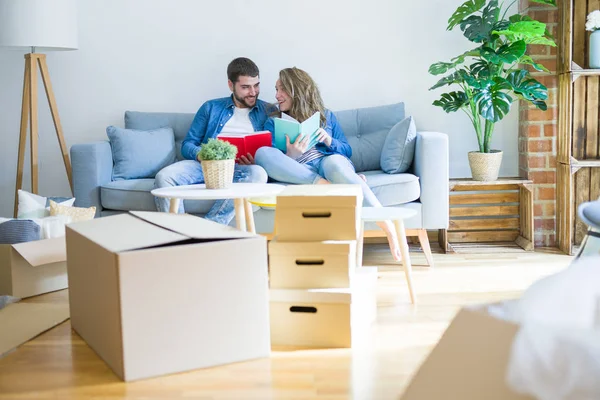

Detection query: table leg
xmin=169 ymin=198 xmax=180 ymax=214
xmin=394 ymin=219 xmax=416 ymax=305
xmin=244 ymin=199 xmax=256 ymax=234
xmin=234 ymin=198 xmax=246 ymax=231
xmin=356 ymin=222 xmax=365 ymax=268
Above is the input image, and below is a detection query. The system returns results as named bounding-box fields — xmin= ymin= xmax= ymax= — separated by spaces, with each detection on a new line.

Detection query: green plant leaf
xmin=530 ymin=0 xmax=556 ymax=5
xmin=447 ymin=0 xmax=486 ymax=30
xmin=519 ymin=55 xmax=550 ymax=72
xmin=507 ymin=70 xmax=548 ymax=102
xmin=459 ymin=0 xmax=500 ymax=43
xmin=474 ymin=80 xmax=513 ymax=122
xmin=198 ymin=138 xmax=237 ymax=161
xmin=481 ymin=40 xmax=526 ymax=64
xmin=433 ymin=91 xmax=469 ymax=113
xmin=532 ymin=100 xmax=548 ymax=110
xmin=493 ymin=21 xmax=557 ymax=46
xmin=429 ymin=70 xmax=467 ymax=90
xmin=429 ymin=62 xmax=455 ymax=76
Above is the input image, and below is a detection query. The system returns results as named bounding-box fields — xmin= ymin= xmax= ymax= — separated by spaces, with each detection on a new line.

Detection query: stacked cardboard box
xmin=268 ymin=184 xmax=378 ymax=348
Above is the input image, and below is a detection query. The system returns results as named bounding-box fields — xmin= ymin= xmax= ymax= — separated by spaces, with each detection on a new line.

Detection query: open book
xmin=273 ymin=112 xmax=320 ymax=152
xmin=217 ymin=131 xmax=272 ymax=160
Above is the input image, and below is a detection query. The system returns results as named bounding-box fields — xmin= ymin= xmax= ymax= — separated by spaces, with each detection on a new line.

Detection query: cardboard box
xmin=274 ymin=184 xmax=362 ymax=241
xmin=66 ymin=211 xmax=271 ymax=382
xmin=268 ymin=238 xmax=356 ymax=289
xmin=0 ymin=237 xmax=67 ymax=298
xmin=400 ymin=304 xmax=534 ymax=400
xmin=269 ymin=267 xmax=377 ymax=348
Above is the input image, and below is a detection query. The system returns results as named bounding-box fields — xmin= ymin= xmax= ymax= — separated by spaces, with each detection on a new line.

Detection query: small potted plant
xmin=197 ymin=138 xmax=237 ymax=189
xmin=429 ymin=0 xmax=557 ymax=181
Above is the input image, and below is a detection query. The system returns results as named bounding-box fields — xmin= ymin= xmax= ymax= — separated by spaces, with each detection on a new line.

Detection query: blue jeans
xmin=254 ymin=147 xmax=381 ymax=207
xmin=153 ymin=160 xmax=268 ymax=224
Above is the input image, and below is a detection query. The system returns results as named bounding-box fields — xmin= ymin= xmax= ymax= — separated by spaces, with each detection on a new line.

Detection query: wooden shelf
xmin=445 ymin=179 xmax=534 ymax=253
xmin=567 ymin=63 xmax=600 ymax=81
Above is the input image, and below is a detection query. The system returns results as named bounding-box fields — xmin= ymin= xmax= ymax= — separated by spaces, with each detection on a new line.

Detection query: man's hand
xmin=315 ymin=128 xmax=332 ymax=147
xmin=237 ymin=153 xmax=255 ymax=165
xmin=286 ymin=134 xmax=309 ymax=159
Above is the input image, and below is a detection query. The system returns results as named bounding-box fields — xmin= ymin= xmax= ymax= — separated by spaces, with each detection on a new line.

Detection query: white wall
xmin=0 ymin=0 xmax=518 ymax=217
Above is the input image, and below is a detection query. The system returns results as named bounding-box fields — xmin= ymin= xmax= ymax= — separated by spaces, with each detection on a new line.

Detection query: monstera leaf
xmin=507 ymin=70 xmax=548 ymax=102
xmin=530 ymin=0 xmax=556 ymax=5
xmin=429 ymin=48 xmax=481 ymax=75
xmin=474 ymin=78 xmax=513 ymax=122
xmin=481 ymin=41 xmax=527 ymax=64
xmin=433 ymin=91 xmax=470 ymax=113
xmin=429 ymin=70 xmax=468 ymax=90
xmin=459 ymin=0 xmax=500 ymax=43
xmin=519 ymin=55 xmax=550 ymax=72
xmin=447 ymin=0 xmax=486 ymax=30
xmin=493 ymin=21 xmax=556 ymax=46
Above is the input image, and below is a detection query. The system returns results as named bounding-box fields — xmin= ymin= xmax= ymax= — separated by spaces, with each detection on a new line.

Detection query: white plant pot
xmin=468 ymin=150 xmax=503 ymax=181
xmin=201 ymin=159 xmax=235 ymax=189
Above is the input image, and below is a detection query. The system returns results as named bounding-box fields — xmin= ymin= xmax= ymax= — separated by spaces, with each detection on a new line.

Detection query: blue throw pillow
xmin=380 ymin=116 xmax=417 ymax=174
xmin=0 ymin=219 xmax=41 ymax=244
xmin=107 ymin=126 xmax=176 ymax=180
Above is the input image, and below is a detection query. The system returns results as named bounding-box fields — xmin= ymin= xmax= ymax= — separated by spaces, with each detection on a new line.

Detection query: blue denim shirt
xmin=263 ymin=109 xmax=352 ymax=158
xmin=181 ymin=96 xmax=275 ymax=160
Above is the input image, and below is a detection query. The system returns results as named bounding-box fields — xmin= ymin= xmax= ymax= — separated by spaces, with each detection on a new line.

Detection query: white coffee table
xmin=151 ymin=183 xmax=286 ymax=233
xmin=359 ymin=206 xmax=418 ymax=304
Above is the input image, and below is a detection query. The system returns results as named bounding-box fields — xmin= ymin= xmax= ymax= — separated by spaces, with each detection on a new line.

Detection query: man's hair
xmin=227 ymin=57 xmax=259 ymax=83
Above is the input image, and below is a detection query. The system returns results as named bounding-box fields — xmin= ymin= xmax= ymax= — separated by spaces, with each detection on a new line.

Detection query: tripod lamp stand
xmin=0 ymin=0 xmax=78 ymax=217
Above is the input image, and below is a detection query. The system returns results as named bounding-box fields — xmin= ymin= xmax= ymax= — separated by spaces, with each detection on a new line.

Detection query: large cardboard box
xmin=66 ymin=211 xmax=271 ymax=382
xmin=268 ymin=238 xmax=356 ymax=289
xmin=269 ymin=267 xmax=377 ymax=348
xmin=0 ymin=237 xmax=67 ymax=298
xmin=400 ymin=304 xmax=534 ymax=400
xmin=274 ymin=184 xmax=362 ymax=241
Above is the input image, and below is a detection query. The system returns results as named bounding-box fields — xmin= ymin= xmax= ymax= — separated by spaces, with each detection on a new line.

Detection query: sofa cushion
xmin=334 ymin=102 xmax=405 ymax=173
xmin=362 ymin=170 xmax=420 ymax=206
xmin=101 ymin=179 xmax=216 ymax=214
xmin=125 ymin=111 xmax=195 ymax=161
xmin=380 ymin=116 xmax=417 ymax=174
xmin=107 ymin=126 xmax=176 ymax=180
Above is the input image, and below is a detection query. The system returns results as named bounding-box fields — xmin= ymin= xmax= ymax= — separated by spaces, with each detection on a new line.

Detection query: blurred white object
xmin=577 ymin=200 xmax=600 ymax=258
xmin=40 ymin=215 xmax=72 ymax=239
xmin=505 ymin=257 xmax=600 ymax=400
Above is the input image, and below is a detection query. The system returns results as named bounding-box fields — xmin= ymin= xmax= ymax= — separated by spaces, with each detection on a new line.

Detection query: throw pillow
xmin=49 ymin=200 xmax=96 ymax=222
xmin=0 ymin=219 xmax=41 ymax=244
xmin=17 ymin=190 xmax=75 ymax=219
xmin=380 ymin=116 xmax=417 ymax=174
xmin=107 ymin=125 xmax=176 ymax=181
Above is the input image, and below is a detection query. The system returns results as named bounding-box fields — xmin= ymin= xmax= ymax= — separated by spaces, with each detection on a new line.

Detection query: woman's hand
xmin=315 ymin=128 xmax=332 ymax=147
xmin=286 ymin=134 xmax=309 ymax=159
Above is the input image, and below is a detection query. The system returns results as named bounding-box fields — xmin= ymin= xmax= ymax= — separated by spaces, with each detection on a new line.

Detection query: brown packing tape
xmin=0 ymin=302 xmax=69 ymax=357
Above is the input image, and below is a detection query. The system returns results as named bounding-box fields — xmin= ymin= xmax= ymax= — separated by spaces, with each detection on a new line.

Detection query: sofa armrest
xmin=70 ymin=141 xmax=113 ymax=214
xmin=413 ymin=131 xmax=449 ymax=229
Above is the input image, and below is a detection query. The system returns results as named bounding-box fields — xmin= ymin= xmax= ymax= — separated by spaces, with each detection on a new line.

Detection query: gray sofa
xmin=71 ymin=102 xmax=449 ymax=247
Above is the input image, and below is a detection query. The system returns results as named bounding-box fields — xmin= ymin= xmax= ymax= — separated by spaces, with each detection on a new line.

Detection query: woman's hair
xmin=277 ymin=67 xmax=327 ymax=126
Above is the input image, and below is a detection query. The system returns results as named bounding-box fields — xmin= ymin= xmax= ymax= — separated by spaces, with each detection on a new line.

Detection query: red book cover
xmin=217 ymin=131 xmax=272 ymax=160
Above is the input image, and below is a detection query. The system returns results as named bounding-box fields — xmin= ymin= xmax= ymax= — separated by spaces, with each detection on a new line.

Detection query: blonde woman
xmin=254 ymin=67 xmax=402 ymax=260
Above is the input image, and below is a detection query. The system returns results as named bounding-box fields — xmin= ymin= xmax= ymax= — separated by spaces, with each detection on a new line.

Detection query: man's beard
xmin=233 ymin=92 xmax=257 ymax=108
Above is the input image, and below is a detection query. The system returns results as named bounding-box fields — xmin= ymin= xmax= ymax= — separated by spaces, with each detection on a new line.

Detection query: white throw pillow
xmin=17 ymin=190 xmax=75 ymax=219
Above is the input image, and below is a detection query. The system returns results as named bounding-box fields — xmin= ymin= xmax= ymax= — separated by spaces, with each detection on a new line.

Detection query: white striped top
xmin=296 ymin=147 xmax=325 ymax=164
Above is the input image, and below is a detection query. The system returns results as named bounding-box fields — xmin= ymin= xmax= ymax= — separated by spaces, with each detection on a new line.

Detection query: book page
xmin=280 ymin=113 xmax=299 ymax=123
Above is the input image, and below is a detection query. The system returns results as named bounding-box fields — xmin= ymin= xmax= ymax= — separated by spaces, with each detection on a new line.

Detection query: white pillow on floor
xmin=17 ymin=190 xmax=75 ymax=219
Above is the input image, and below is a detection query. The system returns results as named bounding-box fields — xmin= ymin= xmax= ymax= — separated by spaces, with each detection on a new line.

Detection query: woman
xmin=254 ymin=67 xmax=402 ymax=261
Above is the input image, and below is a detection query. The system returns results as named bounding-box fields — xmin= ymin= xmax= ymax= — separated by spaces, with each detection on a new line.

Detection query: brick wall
xmin=518 ymin=0 xmax=558 ymax=247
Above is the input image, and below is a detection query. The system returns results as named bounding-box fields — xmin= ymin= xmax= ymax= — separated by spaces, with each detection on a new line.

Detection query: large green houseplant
xmin=429 ymin=0 xmax=557 ymax=181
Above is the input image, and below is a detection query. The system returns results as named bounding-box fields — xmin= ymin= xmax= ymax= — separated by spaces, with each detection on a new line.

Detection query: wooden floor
xmin=0 ymin=245 xmax=572 ymax=400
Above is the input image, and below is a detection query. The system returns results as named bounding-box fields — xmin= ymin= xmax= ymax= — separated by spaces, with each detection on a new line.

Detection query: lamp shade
xmin=0 ymin=0 xmax=78 ymax=51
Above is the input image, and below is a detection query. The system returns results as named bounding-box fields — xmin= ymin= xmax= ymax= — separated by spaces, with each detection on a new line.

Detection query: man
xmin=154 ymin=57 xmax=273 ymax=224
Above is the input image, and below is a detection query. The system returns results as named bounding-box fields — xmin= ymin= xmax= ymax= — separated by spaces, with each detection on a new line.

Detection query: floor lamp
xmin=0 ymin=0 xmax=78 ymax=217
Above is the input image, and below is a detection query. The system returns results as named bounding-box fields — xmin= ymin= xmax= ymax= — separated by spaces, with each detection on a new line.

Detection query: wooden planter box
xmin=446 ymin=178 xmax=534 ymax=253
